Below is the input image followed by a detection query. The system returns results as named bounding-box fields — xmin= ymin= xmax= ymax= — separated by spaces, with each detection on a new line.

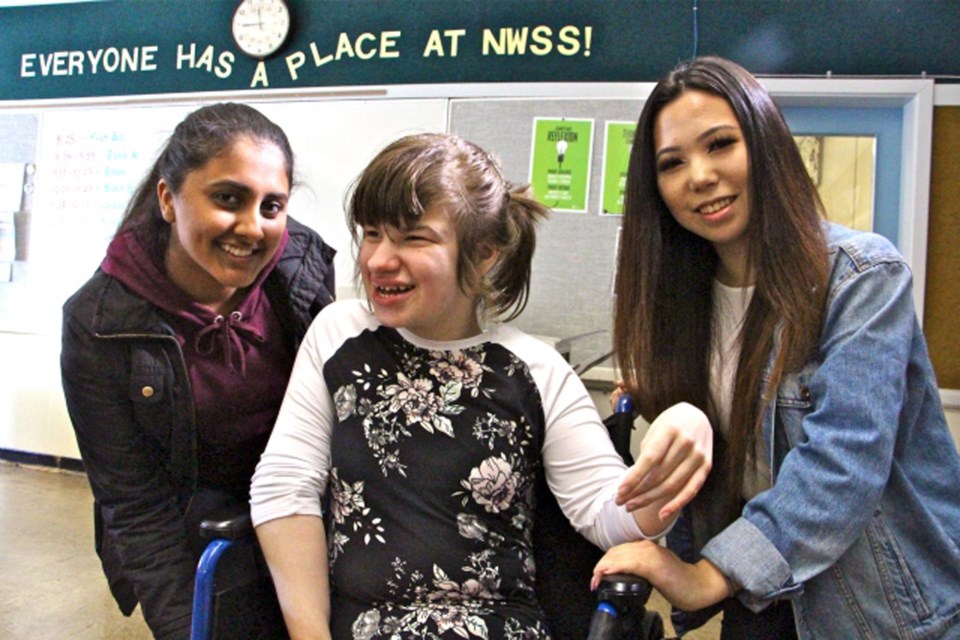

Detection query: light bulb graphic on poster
xmin=529 ymin=117 xmax=593 ymax=213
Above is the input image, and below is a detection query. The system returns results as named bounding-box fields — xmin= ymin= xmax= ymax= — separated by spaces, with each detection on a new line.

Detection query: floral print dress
xmin=323 ymin=324 xmax=552 ymax=640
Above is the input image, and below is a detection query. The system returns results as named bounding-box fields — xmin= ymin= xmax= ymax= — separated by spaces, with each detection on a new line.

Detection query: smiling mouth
xmin=697 ymin=196 xmax=736 ymax=215
xmin=376 ymin=284 xmax=414 ymax=296
xmin=219 ymin=242 xmax=256 ymax=258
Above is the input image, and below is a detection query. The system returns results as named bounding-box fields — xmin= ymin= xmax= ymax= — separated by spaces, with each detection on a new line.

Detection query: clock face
xmin=232 ymin=0 xmax=291 ymax=59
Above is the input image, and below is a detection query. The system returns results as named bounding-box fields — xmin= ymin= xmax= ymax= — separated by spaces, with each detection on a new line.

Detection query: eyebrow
xmin=655 ymin=124 xmax=739 ymax=160
xmin=208 ymin=179 xmax=288 ymax=200
xmin=400 ymin=223 xmax=442 ymax=236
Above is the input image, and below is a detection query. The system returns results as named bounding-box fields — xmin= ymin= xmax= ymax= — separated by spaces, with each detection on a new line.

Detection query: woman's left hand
xmin=616 ymin=402 xmax=712 ymax=521
xmin=591 ymin=540 xmax=729 ymax=612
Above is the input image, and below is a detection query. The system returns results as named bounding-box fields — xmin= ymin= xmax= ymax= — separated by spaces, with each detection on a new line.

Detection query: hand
xmin=617 ymin=402 xmax=712 ymax=521
xmin=591 ymin=540 xmax=729 ymax=611
xmin=608 ymin=380 xmax=627 ymax=413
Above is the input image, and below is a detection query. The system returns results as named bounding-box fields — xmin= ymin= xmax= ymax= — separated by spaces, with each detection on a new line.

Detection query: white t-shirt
xmin=710 ymin=280 xmax=771 ymax=500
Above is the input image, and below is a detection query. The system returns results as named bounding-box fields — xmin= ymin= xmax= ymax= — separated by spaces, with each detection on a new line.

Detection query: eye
xmin=403 ymin=228 xmax=439 ymax=245
xmin=362 ymin=226 xmax=381 ymax=241
xmin=656 ymin=156 xmax=682 ymax=173
xmin=707 ymin=135 xmax=738 ymax=153
xmin=260 ymin=198 xmax=286 ymax=219
xmin=213 ymin=191 xmax=242 ymax=209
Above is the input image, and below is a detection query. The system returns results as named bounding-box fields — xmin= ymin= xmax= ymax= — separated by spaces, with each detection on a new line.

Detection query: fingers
xmin=590 ymin=540 xmax=657 ymax=590
xmin=616 ymin=436 xmax=669 ymax=506
xmin=651 ymin=461 xmax=710 ymax=521
xmin=622 ymin=459 xmax=709 ymax=518
xmin=616 ymin=402 xmax=713 ymax=512
xmin=618 ymin=423 xmax=695 ymax=505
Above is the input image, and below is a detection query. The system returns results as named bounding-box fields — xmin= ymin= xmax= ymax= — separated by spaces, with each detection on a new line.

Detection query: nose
xmin=687 ymin=155 xmax=717 ymax=192
xmin=234 ymin=206 xmax=265 ymax=241
xmin=365 ymin=235 xmax=400 ymax=272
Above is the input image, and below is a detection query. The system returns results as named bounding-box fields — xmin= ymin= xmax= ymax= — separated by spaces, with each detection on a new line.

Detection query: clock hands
xmin=237 ymin=8 xmax=264 ymax=30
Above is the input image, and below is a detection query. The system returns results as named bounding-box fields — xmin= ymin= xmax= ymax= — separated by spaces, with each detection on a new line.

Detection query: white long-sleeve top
xmin=251 ymin=299 xmax=645 ymax=549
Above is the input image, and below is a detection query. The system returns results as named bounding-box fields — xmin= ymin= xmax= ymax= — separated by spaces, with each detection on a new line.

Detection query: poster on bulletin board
xmin=528 ymin=117 xmax=593 ymax=213
xmin=601 ymin=121 xmax=635 ymax=215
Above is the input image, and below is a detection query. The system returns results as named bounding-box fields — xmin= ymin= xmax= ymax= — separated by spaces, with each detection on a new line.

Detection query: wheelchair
xmin=191 ymin=394 xmax=666 ymax=640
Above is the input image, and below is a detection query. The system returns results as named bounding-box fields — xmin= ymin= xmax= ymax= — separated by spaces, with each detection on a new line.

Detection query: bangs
xmin=348 ymin=138 xmax=451 ymax=235
xmin=349 ymin=172 xmax=425 ymax=231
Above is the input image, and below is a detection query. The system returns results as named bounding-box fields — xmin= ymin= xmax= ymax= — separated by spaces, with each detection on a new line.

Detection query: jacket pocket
xmin=774 ymin=359 xmax=820 ymax=446
xmin=127 ymin=350 xmax=174 ymax=445
xmin=866 ymin=511 xmax=931 ymax=623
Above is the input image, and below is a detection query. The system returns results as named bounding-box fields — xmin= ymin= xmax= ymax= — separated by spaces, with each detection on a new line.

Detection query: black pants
xmin=720 ymin=597 xmax=797 ymax=640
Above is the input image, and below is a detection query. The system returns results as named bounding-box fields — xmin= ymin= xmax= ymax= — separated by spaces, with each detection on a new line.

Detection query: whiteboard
xmin=3 ymin=98 xmax=447 ymax=334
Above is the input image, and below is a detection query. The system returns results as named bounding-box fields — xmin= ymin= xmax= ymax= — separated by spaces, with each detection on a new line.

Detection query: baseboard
xmin=0 ymin=448 xmax=85 ymax=473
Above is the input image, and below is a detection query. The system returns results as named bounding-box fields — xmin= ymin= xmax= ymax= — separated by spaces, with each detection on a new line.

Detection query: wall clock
xmin=231 ymin=0 xmax=291 ymax=59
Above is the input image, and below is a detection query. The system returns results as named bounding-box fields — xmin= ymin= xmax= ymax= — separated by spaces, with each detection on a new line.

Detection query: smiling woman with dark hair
xmin=60 ymin=102 xmax=336 ymax=639
xmin=593 ymin=55 xmax=960 ymax=640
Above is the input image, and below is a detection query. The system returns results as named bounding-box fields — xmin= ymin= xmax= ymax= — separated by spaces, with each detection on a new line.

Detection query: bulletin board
xmin=926 ymin=106 xmax=960 ymax=391
xmin=449 ymin=98 xmax=643 ymax=371
xmin=0 ymin=98 xmax=448 ymax=334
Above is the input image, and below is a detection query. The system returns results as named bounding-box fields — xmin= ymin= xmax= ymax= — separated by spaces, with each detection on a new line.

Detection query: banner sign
xmin=1 ymin=0 xmax=958 ymax=102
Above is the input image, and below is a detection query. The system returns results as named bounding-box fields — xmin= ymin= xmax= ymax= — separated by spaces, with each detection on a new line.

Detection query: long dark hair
xmin=346 ymin=133 xmax=549 ymax=321
xmin=614 ymin=56 xmax=829 ymax=519
xmin=118 ymin=102 xmax=294 ymax=262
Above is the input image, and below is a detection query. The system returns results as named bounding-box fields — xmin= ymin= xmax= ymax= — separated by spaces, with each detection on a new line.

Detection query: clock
xmin=231 ymin=0 xmax=291 ymax=59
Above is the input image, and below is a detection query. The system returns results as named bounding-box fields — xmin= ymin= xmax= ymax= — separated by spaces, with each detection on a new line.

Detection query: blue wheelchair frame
xmin=191 ymin=515 xmax=252 ymax=640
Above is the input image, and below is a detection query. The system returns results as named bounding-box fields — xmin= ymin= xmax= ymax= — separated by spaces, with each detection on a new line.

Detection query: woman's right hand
xmin=616 ymin=402 xmax=713 ymax=521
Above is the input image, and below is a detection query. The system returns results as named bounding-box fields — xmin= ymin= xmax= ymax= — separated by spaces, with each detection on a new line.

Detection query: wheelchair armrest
xmin=199 ymin=504 xmax=253 ymax=541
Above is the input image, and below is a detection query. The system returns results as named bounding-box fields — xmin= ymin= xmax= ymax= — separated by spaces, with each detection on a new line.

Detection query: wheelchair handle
xmin=585 ymin=601 xmax=620 ymax=640
xmin=586 ymin=573 xmax=655 ymax=640
xmin=595 ymin=572 xmax=652 ymax=601
xmin=614 ymin=393 xmax=634 ymax=416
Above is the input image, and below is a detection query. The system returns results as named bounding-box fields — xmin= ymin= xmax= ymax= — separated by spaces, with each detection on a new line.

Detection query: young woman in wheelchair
xmin=250 ymin=132 xmax=712 ymax=639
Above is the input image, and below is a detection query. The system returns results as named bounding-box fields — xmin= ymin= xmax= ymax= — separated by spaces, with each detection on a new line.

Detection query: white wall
xmin=947 ymin=409 xmax=960 ymax=450
xmin=0 ymin=96 xmax=448 ymax=461
xmin=0 ymin=332 xmax=76 ymax=458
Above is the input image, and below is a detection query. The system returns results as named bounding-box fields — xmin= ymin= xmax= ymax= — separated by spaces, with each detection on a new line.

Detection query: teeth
xmin=377 ymin=285 xmax=413 ymax=295
xmin=220 ymin=243 xmax=254 ymax=257
xmin=699 ymin=197 xmax=734 ymax=214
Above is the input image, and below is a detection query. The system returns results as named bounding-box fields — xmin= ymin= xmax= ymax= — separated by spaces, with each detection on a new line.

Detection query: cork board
xmin=926 ymin=106 xmax=960 ymax=390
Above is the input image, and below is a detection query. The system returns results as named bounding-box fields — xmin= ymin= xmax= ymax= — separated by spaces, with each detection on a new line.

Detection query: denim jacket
xmin=699 ymin=223 xmax=960 ymax=639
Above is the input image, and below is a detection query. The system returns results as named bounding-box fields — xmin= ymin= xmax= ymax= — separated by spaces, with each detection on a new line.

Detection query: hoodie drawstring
xmin=193 ymin=310 xmax=264 ymax=376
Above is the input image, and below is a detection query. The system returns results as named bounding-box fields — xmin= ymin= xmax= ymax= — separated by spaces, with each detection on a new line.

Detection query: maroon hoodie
xmin=101 ymin=227 xmax=294 ymax=495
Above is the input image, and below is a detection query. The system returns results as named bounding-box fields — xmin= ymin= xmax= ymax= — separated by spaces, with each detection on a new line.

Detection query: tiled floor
xmin=0 ymin=462 xmax=152 ymax=640
xmin=0 ymin=461 xmax=720 ymax=639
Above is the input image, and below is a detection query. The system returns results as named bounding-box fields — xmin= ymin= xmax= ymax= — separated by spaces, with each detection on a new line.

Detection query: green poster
xmin=601 ymin=121 xmax=636 ymax=215
xmin=529 ymin=118 xmax=593 ymax=212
